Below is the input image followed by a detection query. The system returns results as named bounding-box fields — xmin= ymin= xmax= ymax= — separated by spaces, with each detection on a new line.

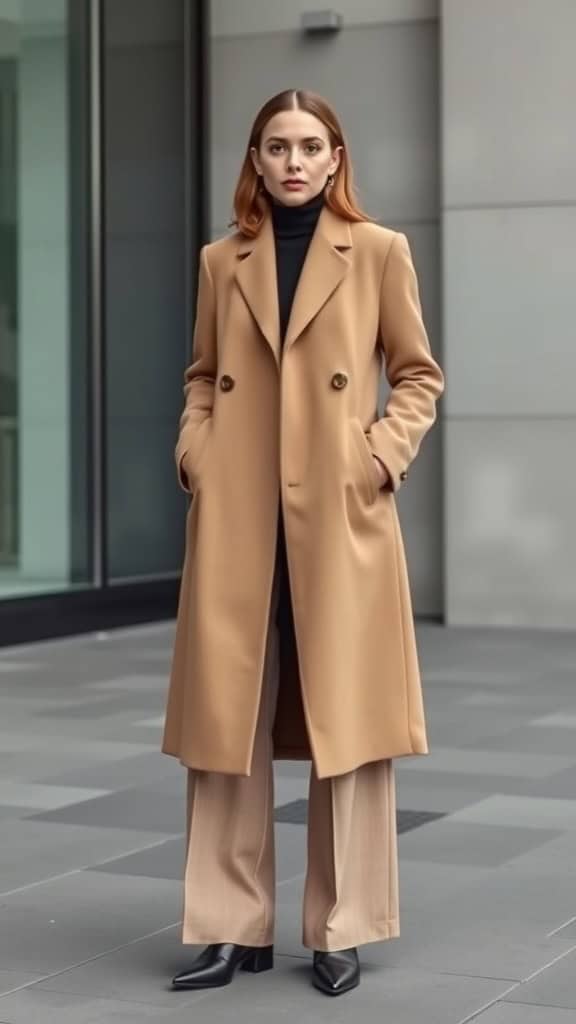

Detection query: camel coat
xmin=161 ymin=205 xmax=444 ymax=779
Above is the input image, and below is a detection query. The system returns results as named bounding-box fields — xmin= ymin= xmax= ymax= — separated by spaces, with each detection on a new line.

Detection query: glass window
xmin=0 ymin=0 xmax=91 ymax=598
xmin=104 ymin=0 xmax=190 ymax=582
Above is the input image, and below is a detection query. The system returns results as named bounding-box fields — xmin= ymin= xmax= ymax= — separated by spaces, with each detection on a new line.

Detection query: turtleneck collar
xmin=270 ymin=188 xmax=325 ymax=239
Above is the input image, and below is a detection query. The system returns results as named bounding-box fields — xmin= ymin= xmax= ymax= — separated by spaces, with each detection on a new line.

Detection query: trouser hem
xmin=181 ymin=927 xmax=275 ymax=947
xmin=302 ymin=917 xmax=400 ymax=951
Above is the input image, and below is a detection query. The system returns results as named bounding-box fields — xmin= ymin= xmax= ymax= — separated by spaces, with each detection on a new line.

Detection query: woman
xmin=162 ymin=89 xmax=444 ymax=997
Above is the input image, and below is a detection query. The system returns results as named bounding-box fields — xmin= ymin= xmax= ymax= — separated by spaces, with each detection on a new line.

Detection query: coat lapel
xmin=235 ymin=214 xmax=280 ymax=366
xmin=284 ymin=206 xmax=353 ymax=352
xmin=234 ymin=204 xmax=353 ymax=366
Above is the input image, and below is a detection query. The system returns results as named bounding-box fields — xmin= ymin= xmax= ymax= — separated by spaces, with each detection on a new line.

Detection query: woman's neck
xmin=270 ymin=189 xmax=325 ymax=237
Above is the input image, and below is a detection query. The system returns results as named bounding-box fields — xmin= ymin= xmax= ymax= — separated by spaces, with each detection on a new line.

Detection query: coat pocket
xmin=349 ymin=418 xmax=380 ymax=506
xmin=181 ymin=416 xmax=213 ymax=492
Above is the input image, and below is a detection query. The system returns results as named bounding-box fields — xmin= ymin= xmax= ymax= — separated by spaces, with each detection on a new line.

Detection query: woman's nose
xmin=287 ymin=149 xmax=302 ymax=171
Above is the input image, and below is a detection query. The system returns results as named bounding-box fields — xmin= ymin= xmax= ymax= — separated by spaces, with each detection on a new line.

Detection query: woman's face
xmin=251 ymin=109 xmax=341 ymax=206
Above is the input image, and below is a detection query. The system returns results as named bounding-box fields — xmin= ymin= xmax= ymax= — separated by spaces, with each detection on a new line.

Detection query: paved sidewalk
xmin=0 ymin=622 xmax=575 ymax=1022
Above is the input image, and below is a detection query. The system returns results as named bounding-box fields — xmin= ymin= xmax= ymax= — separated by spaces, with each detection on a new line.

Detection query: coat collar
xmin=235 ymin=205 xmax=353 ymax=366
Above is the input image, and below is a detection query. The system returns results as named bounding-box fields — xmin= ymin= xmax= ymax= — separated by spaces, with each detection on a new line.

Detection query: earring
xmin=327 ymin=173 xmax=334 ymax=188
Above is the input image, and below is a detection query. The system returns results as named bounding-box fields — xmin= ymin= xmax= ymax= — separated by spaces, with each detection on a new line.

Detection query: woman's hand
xmin=372 ymin=454 xmax=390 ymax=490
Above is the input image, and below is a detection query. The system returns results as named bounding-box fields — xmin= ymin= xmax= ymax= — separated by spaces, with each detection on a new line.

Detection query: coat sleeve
xmin=368 ymin=232 xmax=445 ymax=493
xmin=175 ymin=245 xmax=218 ymax=492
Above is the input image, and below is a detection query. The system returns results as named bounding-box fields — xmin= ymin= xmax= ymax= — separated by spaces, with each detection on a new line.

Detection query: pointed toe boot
xmin=312 ymin=947 xmax=360 ymax=996
xmin=172 ymin=942 xmax=274 ymax=990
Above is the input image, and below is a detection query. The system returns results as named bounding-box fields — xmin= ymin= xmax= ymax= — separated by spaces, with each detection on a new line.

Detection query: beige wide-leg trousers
xmin=182 ymin=537 xmax=400 ymax=952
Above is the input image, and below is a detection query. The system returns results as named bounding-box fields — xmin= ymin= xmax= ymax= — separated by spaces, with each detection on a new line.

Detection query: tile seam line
xmin=504 ymin=999 xmax=576 ymax=1009
xmin=0 ymin=871 xmax=307 ymax=1001
xmin=27 ymin=965 xmax=524 ymax=999
xmin=0 ymin=920 xmax=181 ymax=1003
xmin=0 ymin=834 xmax=183 ymax=899
xmin=547 ymin=913 xmax=576 ymax=938
xmin=455 ymin=938 xmax=576 ymax=1024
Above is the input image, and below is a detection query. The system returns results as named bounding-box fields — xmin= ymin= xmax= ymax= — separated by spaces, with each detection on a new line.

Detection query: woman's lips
xmin=283 ymin=180 xmax=306 ymax=190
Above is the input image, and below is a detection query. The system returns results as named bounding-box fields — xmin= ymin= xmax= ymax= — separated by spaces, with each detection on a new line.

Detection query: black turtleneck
xmin=270 ymin=190 xmax=324 ymax=346
xmin=269 ymin=190 xmax=324 ymax=631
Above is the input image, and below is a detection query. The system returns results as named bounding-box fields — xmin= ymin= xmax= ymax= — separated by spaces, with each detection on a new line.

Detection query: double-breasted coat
xmin=161 ymin=205 xmax=444 ymax=779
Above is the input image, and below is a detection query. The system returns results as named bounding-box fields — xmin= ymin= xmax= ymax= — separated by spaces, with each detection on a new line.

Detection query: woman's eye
xmin=306 ymin=144 xmax=320 ymax=154
xmin=269 ymin=144 xmax=284 ymax=154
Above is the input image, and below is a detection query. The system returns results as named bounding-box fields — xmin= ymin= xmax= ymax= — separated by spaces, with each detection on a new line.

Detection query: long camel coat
xmin=162 ymin=205 xmax=444 ymax=779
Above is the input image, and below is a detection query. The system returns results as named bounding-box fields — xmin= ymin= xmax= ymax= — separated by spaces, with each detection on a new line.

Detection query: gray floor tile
xmin=504 ymin=832 xmax=576 ymax=879
xmin=274 ymin=798 xmax=309 ymax=824
xmin=34 ymin=691 xmax=164 ymax=720
xmin=447 ymin=870 xmax=576 ymax=936
xmin=84 ymin=674 xmax=171 ymax=693
xmin=397 ymin=860 xmax=494 ymax=911
xmin=449 ymin=796 xmax=576 ymax=831
xmin=0 ymin=750 xmax=146 ymax=784
xmin=275 ymin=761 xmax=310 ymax=779
xmin=470 ymin=1004 xmax=576 ymax=1023
xmin=394 ymin=780 xmax=495 ymax=813
xmin=0 ymin=714 xmax=164 ymax=745
xmin=90 ymin=838 xmax=186 ymax=882
xmin=0 ymin=660 xmax=41 ymax=673
xmin=0 ymin=733 xmax=155 ymax=758
xmin=272 ymin=772 xmax=308 ymax=807
xmin=379 ymin=922 xmax=575 ymax=982
xmin=505 ymin=950 xmax=576 ymax=1009
xmin=398 ymin=820 xmax=561 ymax=867
xmin=533 ymin=764 xmax=576 ymax=800
xmin=396 ymin=768 xmax=544 ymax=798
xmin=469 ymin=727 xmax=576 ymax=756
xmin=30 ymin=928 xmax=205 ymax=1008
xmin=531 ymin=712 xmax=576 ymax=728
xmin=140 ymin=961 xmax=508 ymax=1024
xmin=0 ymin=989 xmax=173 ymax=1023
xmin=28 ymin=788 xmax=185 ymax=833
xmin=400 ymin=748 xmax=576 ymax=780
xmin=549 ymin=922 xmax=576 ymax=941
xmin=0 ymin=969 xmax=45 ymax=995
xmin=0 ymin=873 xmax=180 ymax=972
xmin=32 ymin=941 xmax=508 ymax=1023
xmin=0 ymin=782 xmax=110 ymax=811
xmin=3 ymin=619 xmax=576 ymax=1021
xmin=0 ymin=821 xmax=176 ymax=894
xmin=38 ymin=751 xmax=182 ymax=790
xmin=0 ymin=805 xmax=41 ymax=821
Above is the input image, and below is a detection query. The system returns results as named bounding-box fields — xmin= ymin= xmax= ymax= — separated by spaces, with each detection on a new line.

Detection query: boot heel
xmin=240 ymin=945 xmax=274 ymax=973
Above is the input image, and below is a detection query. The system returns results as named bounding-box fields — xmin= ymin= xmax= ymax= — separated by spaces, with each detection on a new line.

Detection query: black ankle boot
xmin=312 ymin=947 xmax=360 ymax=995
xmin=172 ymin=943 xmax=274 ymax=990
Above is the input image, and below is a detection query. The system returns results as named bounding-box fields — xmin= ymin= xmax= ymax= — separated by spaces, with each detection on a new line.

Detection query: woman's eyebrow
xmin=264 ymin=135 xmax=324 ymax=144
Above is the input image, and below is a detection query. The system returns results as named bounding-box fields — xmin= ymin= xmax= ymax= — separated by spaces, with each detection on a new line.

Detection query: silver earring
xmin=327 ymin=173 xmax=334 ymax=187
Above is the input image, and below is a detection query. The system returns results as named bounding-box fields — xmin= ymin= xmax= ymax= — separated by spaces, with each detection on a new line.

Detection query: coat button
xmin=331 ymin=372 xmax=348 ymax=390
xmin=219 ymin=374 xmax=235 ymax=392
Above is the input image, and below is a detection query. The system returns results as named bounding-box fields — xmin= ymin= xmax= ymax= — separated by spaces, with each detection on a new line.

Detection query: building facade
xmin=1 ymin=0 xmax=575 ymax=644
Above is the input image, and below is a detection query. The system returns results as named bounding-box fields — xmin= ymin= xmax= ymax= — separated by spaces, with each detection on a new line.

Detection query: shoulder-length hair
xmin=232 ymin=89 xmax=373 ymax=237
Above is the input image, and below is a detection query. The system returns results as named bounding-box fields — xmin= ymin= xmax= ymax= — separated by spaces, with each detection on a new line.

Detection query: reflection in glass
xmin=0 ymin=1 xmax=90 ymax=597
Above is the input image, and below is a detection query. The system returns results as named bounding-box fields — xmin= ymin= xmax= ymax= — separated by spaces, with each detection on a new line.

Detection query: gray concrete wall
xmin=441 ymin=0 xmax=576 ymax=627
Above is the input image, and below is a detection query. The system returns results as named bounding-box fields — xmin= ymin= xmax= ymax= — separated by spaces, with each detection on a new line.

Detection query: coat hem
xmin=160 ymin=743 xmax=429 ymax=777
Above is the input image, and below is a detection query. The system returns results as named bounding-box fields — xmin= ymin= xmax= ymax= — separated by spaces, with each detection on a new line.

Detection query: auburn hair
xmin=232 ymin=89 xmax=373 ymax=237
